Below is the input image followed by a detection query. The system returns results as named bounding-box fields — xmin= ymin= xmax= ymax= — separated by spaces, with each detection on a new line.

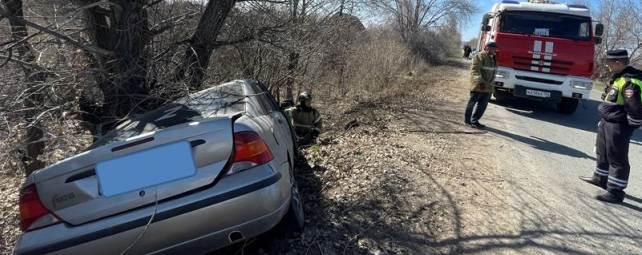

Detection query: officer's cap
xmin=606 ymin=49 xmax=629 ymax=60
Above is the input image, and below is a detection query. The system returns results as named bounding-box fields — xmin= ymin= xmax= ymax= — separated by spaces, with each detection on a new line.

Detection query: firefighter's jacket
xmin=470 ymin=51 xmax=497 ymax=93
xmin=599 ymin=66 xmax=642 ymax=128
xmin=284 ymin=106 xmax=322 ymax=139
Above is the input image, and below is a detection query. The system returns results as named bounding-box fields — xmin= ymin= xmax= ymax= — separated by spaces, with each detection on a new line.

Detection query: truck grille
xmin=515 ymin=75 xmax=564 ymax=85
xmin=512 ymin=56 xmax=573 ymax=75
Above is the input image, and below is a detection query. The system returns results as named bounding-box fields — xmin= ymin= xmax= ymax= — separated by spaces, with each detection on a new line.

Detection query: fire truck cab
xmin=479 ymin=0 xmax=604 ymax=114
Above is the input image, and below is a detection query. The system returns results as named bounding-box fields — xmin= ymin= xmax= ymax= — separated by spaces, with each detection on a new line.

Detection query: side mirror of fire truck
xmin=595 ymin=23 xmax=604 ymax=37
xmin=481 ymin=13 xmax=492 ymax=32
xmin=594 ymin=23 xmax=604 ymax=45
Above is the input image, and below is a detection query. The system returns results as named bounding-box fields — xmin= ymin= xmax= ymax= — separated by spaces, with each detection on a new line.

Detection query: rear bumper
xmin=15 ymin=163 xmax=291 ymax=255
xmin=493 ymin=66 xmax=592 ymax=101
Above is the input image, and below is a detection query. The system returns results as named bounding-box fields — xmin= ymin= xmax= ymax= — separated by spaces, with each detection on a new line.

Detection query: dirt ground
xmin=0 ymin=60 xmax=512 ymax=255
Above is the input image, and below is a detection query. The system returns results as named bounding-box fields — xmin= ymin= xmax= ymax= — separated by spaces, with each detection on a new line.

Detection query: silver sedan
xmin=14 ymin=80 xmax=304 ymax=255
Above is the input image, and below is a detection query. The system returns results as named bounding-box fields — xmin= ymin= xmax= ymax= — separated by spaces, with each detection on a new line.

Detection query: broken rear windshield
xmin=90 ymin=83 xmax=245 ymax=148
xmin=499 ymin=11 xmax=591 ymax=41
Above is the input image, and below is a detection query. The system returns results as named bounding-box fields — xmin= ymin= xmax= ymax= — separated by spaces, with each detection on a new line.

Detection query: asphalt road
xmin=479 ymin=90 xmax=642 ymax=254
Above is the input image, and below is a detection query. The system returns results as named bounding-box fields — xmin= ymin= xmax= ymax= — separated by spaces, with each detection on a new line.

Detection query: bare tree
xmin=0 ymin=0 xmax=288 ymax=175
xmin=593 ymin=0 xmax=642 ymax=78
xmin=366 ymin=0 xmax=474 ymax=42
xmin=0 ymin=0 xmax=49 ymax=174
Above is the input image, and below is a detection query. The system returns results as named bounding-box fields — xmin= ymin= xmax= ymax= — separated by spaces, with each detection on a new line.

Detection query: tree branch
xmin=0 ymin=4 xmax=113 ymax=56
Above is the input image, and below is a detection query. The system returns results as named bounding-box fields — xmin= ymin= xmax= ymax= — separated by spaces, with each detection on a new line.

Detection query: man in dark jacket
xmin=464 ymin=42 xmax=497 ymax=129
xmin=463 ymin=45 xmax=472 ymax=59
xmin=580 ymin=49 xmax=642 ymax=203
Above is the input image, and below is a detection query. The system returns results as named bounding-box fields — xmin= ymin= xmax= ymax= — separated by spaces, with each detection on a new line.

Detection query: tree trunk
xmin=79 ymin=0 xmax=154 ymax=133
xmin=2 ymin=0 xmax=47 ymax=176
xmin=285 ymin=51 xmax=299 ymax=101
xmin=79 ymin=0 xmax=237 ymax=134
xmin=284 ymin=0 xmax=302 ymax=102
xmin=174 ymin=0 xmax=236 ymax=91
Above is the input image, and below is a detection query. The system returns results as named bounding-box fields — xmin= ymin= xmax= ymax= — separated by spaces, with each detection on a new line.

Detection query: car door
xmin=256 ymin=82 xmax=294 ymax=150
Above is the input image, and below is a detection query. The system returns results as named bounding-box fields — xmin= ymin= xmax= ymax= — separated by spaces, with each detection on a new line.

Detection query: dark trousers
xmin=465 ymin=92 xmax=491 ymax=124
xmin=594 ymin=120 xmax=636 ymax=194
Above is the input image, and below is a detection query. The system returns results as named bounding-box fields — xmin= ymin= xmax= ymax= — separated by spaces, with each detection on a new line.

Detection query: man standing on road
xmin=580 ymin=49 xmax=642 ymax=204
xmin=464 ymin=42 xmax=497 ymax=129
xmin=285 ymin=91 xmax=322 ymax=146
xmin=463 ymin=45 xmax=472 ymax=59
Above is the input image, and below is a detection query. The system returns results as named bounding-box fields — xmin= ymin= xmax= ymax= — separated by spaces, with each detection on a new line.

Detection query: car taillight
xmin=227 ymin=131 xmax=273 ymax=175
xmin=19 ymin=185 xmax=50 ymax=231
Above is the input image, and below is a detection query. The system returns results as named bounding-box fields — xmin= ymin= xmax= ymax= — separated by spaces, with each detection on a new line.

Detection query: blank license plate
xmin=97 ymin=141 xmax=196 ymax=197
xmin=526 ymin=89 xmax=551 ymax=98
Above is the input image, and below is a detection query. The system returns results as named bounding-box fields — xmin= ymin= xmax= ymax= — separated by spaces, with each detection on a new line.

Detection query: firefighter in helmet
xmin=580 ymin=49 xmax=642 ymax=203
xmin=285 ymin=91 xmax=322 ymax=145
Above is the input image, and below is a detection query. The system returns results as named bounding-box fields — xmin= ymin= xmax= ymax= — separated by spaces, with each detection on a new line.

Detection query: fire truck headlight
xmin=571 ymin=80 xmax=593 ymax=90
xmin=496 ymin=70 xmax=510 ymax=79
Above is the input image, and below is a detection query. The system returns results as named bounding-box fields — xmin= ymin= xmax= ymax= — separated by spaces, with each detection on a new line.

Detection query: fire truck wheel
xmin=558 ymin=97 xmax=579 ymax=114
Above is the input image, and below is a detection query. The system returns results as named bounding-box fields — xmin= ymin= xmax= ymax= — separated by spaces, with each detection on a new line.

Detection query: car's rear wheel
xmin=277 ymin=160 xmax=304 ymax=235
xmin=558 ymin=97 xmax=579 ymax=114
xmin=281 ymin=179 xmax=304 ymax=233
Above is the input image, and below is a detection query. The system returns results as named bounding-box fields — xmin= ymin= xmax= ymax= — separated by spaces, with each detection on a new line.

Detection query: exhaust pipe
xmin=228 ymin=231 xmax=244 ymax=243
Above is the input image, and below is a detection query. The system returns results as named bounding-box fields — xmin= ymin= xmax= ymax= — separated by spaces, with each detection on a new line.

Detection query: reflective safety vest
xmin=605 ymin=71 xmax=642 ymax=126
xmin=607 ymin=76 xmax=642 ymax=104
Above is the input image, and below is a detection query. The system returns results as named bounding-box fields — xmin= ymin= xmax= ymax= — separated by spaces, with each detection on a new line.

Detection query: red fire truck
xmin=478 ymin=0 xmax=604 ymax=114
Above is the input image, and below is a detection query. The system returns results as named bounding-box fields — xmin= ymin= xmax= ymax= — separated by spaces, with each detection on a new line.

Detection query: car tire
xmin=281 ymin=179 xmax=305 ymax=234
xmin=558 ymin=98 xmax=579 ymax=114
xmin=276 ymin=159 xmax=304 ymax=236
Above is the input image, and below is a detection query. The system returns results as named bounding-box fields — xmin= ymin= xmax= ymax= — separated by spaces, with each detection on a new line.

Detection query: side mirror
xmin=594 ymin=37 xmax=603 ymax=45
xmin=481 ymin=13 xmax=492 ymax=32
xmin=595 ymin=23 xmax=604 ymax=37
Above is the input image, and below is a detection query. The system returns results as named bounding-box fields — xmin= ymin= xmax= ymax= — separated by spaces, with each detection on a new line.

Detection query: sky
xmin=461 ymin=0 xmax=600 ymax=41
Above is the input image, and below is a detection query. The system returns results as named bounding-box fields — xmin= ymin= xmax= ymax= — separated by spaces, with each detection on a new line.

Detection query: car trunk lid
xmin=33 ymin=114 xmax=236 ymax=225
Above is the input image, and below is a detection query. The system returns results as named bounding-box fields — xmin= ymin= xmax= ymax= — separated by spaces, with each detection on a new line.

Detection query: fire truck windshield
xmin=499 ymin=11 xmax=591 ymax=41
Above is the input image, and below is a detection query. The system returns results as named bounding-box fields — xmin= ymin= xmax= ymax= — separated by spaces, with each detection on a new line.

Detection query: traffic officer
xmin=285 ymin=91 xmax=322 ymax=146
xmin=580 ymin=49 xmax=642 ymax=203
xmin=464 ymin=41 xmax=497 ymax=129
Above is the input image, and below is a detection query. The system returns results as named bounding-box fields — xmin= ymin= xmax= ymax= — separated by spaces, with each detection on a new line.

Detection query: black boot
xmin=579 ymin=176 xmax=607 ymax=190
xmin=470 ymin=122 xmax=486 ymax=129
xmin=596 ymin=190 xmax=625 ymax=204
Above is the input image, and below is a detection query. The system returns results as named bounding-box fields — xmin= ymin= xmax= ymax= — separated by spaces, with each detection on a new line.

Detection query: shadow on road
xmin=622 ymin=195 xmax=642 ymax=212
xmin=492 ymin=98 xmax=642 ymax=144
xmin=390 ymin=102 xmax=642 ymax=254
xmin=396 ymin=100 xmax=642 ymax=254
xmin=484 ymin=126 xmax=596 ymax=160
xmin=417 ymin=168 xmax=642 ymax=254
